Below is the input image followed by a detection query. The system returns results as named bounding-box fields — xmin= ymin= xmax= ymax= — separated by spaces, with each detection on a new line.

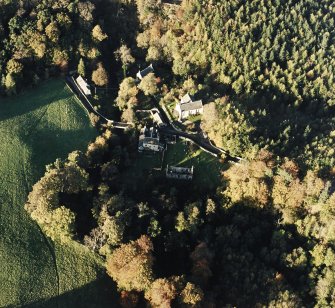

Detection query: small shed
xmin=136 ymin=64 xmax=154 ymax=80
xmin=76 ymin=75 xmax=91 ymax=96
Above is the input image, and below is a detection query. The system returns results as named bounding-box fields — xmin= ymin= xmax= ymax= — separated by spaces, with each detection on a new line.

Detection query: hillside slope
xmin=0 ymin=79 xmax=113 ymax=307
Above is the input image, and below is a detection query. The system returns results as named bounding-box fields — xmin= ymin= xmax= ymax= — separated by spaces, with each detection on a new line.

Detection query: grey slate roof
xmin=138 ymin=64 xmax=154 ymax=78
xmin=180 ymin=100 xmax=203 ymax=112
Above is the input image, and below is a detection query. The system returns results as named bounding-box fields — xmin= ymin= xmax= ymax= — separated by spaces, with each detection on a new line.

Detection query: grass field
xmin=163 ymin=140 xmax=225 ymax=190
xmin=0 ymin=79 xmax=115 ymax=307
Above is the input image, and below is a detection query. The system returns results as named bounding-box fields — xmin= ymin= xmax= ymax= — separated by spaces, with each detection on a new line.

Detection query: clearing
xmin=122 ymin=139 xmax=224 ymax=194
xmin=163 ymin=140 xmax=224 ymax=190
xmin=0 ymin=79 xmax=114 ymax=307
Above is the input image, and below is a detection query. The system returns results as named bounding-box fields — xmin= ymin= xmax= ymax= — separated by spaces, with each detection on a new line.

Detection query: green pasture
xmin=0 ymin=79 xmax=114 ymax=307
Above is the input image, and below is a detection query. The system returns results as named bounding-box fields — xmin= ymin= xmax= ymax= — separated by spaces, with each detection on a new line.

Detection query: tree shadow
xmin=239 ymin=85 xmax=335 ymax=168
xmin=95 ymin=0 xmax=141 ymax=89
xmin=0 ymin=79 xmax=72 ymax=123
xmin=23 ymin=275 xmax=120 ymax=308
xmin=21 ymin=126 xmax=96 ymax=188
xmin=209 ymin=201 xmax=314 ymax=307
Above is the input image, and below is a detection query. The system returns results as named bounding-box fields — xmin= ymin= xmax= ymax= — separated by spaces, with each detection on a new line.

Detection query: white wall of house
xmin=136 ymin=71 xmax=143 ymax=80
xmin=180 ymin=107 xmax=203 ymax=119
xmin=144 ymin=143 xmax=161 ymax=151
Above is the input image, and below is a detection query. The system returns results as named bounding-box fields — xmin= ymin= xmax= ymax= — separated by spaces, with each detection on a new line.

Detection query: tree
xmin=119 ymin=291 xmax=139 ymax=308
xmin=92 ymin=24 xmax=108 ymax=42
xmin=136 ymin=0 xmax=162 ymax=25
xmin=145 ymin=278 xmax=177 ymax=308
xmin=92 ymin=62 xmax=109 ymax=87
xmin=121 ymin=107 xmax=135 ymax=123
xmin=115 ymin=44 xmax=135 ymax=77
xmin=101 ymin=215 xmax=124 ymax=247
xmin=201 ymin=102 xmax=219 ymax=137
xmin=6 ymin=59 xmax=23 ymax=75
xmin=77 ymin=58 xmax=86 ymax=77
xmin=224 ymin=160 xmax=271 ymax=207
xmin=106 ymin=235 xmax=154 ymax=291
xmin=45 ymin=21 xmax=60 ymax=43
xmin=52 ymin=49 xmax=69 ymax=71
xmin=86 ymin=134 xmax=109 ymax=163
xmin=84 ymin=227 xmax=105 ymax=252
xmin=190 ymin=242 xmax=213 ymax=287
xmin=25 ymin=158 xmax=88 ymax=242
xmin=138 ymin=72 xmax=158 ymax=96
xmin=180 ymin=282 xmax=204 ymax=306
xmin=4 ymin=73 xmax=16 ymax=95
xmin=78 ymin=1 xmax=95 ymax=24
xmin=44 ymin=206 xmax=76 ymax=243
xmin=116 ymin=77 xmax=138 ymax=110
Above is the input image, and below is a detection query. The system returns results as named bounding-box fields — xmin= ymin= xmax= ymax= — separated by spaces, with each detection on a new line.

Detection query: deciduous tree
xmin=92 ymin=62 xmax=109 ymax=87
xmin=106 ymin=235 xmax=154 ymax=291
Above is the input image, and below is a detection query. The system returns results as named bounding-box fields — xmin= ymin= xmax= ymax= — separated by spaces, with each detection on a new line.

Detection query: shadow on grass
xmin=23 ymin=276 xmax=120 ymax=308
xmin=0 ymin=79 xmax=71 ymax=123
xmin=20 ymin=124 xmax=96 ymax=188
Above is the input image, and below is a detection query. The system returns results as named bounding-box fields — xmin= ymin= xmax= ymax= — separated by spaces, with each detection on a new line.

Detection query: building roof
xmin=180 ymin=93 xmax=193 ymax=104
xmin=137 ymin=64 xmax=154 ymax=79
xmin=152 ymin=111 xmax=164 ymax=126
xmin=166 ymin=165 xmax=194 ymax=180
xmin=139 ymin=126 xmax=159 ymax=140
xmin=139 ymin=126 xmax=163 ymax=151
xmin=179 ymin=100 xmax=203 ymax=112
xmin=167 ymin=165 xmax=194 ymax=174
xmin=76 ymin=75 xmax=90 ymax=89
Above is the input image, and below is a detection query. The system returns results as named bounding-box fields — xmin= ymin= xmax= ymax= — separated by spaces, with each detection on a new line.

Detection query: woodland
xmin=1 ymin=0 xmax=335 ymax=307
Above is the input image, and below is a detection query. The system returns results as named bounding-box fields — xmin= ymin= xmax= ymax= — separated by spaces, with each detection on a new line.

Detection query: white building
xmin=136 ymin=64 xmax=154 ymax=80
xmin=76 ymin=75 xmax=91 ymax=95
xmin=138 ymin=126 xmax=164 ymax=152
xmin=175 ymin=93 xmax=203 ymax=120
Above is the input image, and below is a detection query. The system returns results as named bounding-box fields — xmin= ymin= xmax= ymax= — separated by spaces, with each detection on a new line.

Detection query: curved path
xmin=66 ymin=75 xmax=241 ymax=162
xmin=151 ymin=104 xmax=241 ymax=162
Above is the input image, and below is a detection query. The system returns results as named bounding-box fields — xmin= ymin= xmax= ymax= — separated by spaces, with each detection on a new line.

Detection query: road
xmin=67 ymin=75 xmax=241 ymax=162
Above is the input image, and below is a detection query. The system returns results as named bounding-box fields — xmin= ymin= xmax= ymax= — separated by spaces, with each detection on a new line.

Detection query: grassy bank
xmin=0 ymin=79 xmax=114 ymax=307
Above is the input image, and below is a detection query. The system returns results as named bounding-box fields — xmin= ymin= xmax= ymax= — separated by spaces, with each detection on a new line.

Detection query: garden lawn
xmin=163 ymin=140 xmax=224 ymax=190
xmin=121 ymin=151 xmax=163 ymax=191
xmin=0 ymin=79 xmax=115 ymax=307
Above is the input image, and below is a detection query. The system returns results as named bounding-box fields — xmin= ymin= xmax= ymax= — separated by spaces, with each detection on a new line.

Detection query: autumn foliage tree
xmin=138 ymin=72 xmax=158 ymax=96
xmin=92 ymin=62 xmax=109 ymax=87
xmin=145 ymin=278 xmax=177 ymax=308
xmin=106 ymin=235 xmax=154 ymax=291
xmin=115 ymin=44 xmax=135 ymax=77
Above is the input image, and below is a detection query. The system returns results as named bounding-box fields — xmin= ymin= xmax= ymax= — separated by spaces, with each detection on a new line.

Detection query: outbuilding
xmin=136 ymin=64 xmax=154 ymax=80
xmin=76 ymin=75 xmax=91 ymax=96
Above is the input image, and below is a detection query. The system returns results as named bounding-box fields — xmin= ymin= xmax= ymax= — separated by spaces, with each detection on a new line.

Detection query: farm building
xmin=138 ymin=126 xmax=165 ymax=152
xmin=166 ymin=165 xmax=194 ymax=180
xmin=175 ymin=93 xmax=203 ymax=120
xmin=136 ymin=63 xmax=154 ymax=80
xmin=76 ymin=75 xmax=91 ymax=95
